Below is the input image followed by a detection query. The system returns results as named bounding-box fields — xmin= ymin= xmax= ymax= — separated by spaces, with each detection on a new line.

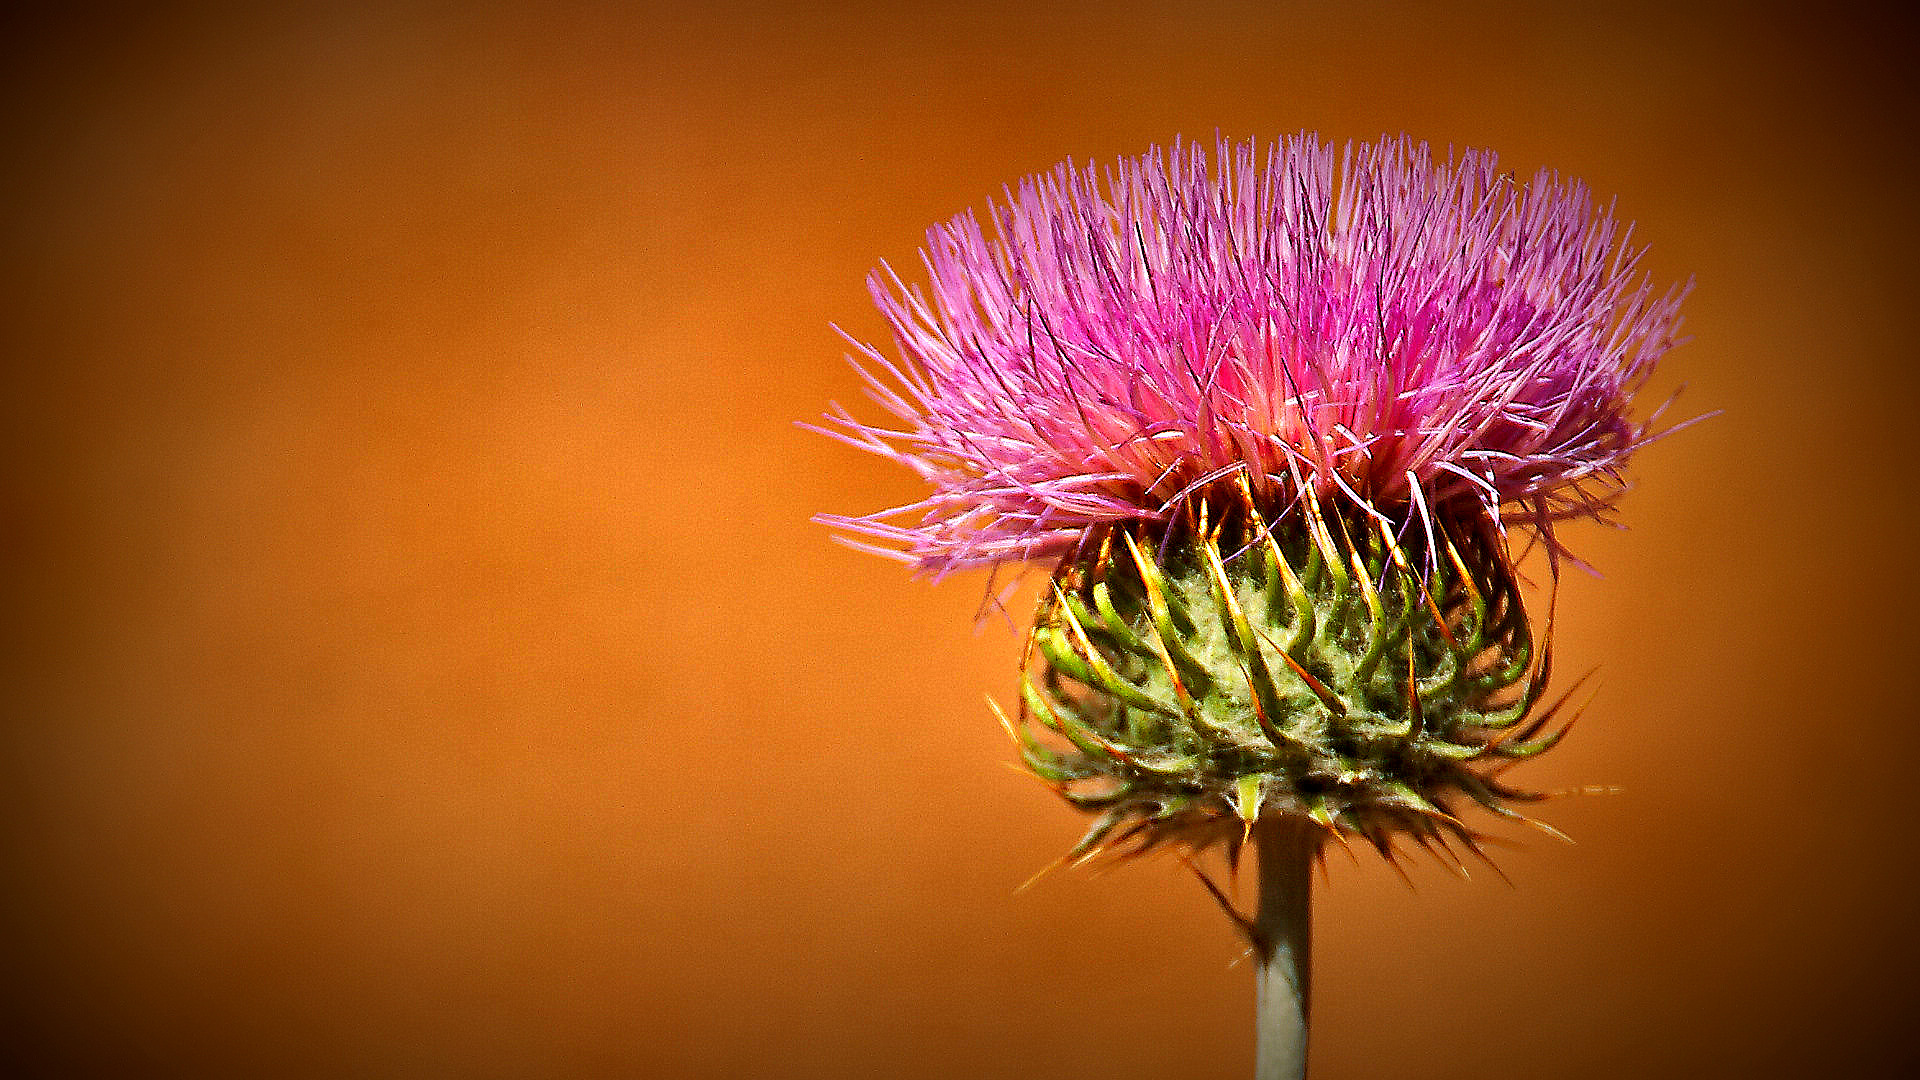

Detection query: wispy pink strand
xmin=817 ymin=134 xmax=1689 ymax=575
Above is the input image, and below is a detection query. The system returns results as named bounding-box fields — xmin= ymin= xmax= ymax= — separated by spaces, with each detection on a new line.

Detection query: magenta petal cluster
xmin=819 ymin=134 xmax=1688 ymax=575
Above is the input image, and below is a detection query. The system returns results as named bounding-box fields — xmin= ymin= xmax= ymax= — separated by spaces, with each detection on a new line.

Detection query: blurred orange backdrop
xmin=3 ymin=2 xmax=1915 ymax=1077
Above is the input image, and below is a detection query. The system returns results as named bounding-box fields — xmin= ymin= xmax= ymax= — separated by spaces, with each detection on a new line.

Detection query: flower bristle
xmin=817 ymin=134 xmax=1687 ymax=577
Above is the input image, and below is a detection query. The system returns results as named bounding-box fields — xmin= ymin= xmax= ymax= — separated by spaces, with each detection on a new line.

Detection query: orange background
xmin=3 ymin=2 xmax=1914 ymax=1077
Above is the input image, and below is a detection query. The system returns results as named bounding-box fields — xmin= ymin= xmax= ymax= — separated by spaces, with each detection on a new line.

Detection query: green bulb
xmin=1002 ymin=490 xmax=1564 ymax=866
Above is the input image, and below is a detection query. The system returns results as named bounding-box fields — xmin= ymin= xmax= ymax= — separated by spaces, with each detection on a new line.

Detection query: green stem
xmin=1253 ymin=814 xmax=1317 ymax=1080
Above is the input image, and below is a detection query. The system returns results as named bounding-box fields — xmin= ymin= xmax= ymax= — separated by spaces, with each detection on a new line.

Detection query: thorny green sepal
xmin=1006 ymin=493 xmax=1567 ymax=865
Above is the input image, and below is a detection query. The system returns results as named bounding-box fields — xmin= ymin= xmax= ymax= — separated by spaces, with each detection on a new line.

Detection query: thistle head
xmin=818 ymin=134 xmax=1688 ymax=864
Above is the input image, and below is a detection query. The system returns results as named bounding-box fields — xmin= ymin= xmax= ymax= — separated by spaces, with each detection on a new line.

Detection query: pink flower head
xmin=818 ymin=134 xmax=1688 ymax=575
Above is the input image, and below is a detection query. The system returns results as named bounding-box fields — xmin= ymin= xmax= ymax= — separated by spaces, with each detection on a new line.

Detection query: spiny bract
xmin=1004 ymin=481 xmax=1564 ymax=868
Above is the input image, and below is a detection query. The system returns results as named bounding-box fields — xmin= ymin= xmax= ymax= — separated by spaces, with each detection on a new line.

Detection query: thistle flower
xmin=823 ymin=135 xmax=1683 ymax=575
xmin=816 ymin=133 xmax=1687 ymax=1079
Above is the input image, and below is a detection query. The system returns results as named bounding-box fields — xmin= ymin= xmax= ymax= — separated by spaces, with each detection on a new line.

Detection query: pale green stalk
xmin=1253 ymin=814 xmax=1317 ymax=1080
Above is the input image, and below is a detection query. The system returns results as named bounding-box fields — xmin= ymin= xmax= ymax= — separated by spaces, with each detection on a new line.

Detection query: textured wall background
xmin=3 ymin=2 xmax=1914 ymax=1076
